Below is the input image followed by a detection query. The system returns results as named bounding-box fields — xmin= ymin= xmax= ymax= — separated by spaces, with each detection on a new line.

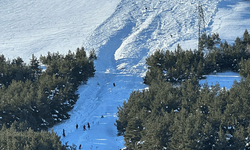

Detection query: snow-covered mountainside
xmin=82 ymin=0 xmax=222 ymax=76
xmin=0 ymin=0 xmax=120 ymax=62
xmin=0 ymin=0 xmax=250 ymax=149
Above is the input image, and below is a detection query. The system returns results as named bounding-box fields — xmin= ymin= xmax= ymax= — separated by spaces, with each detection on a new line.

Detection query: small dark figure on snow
xmin=101 ymin=115 xmax=104 ymax=118
xmin=87 ymin=122 xmax=90 ymax=129
xmin=113 ymin=83 xmax=115 ymax=87
xmin=170 ymin=34 xmax=173 ymax=38
xmin=63 ymin=129 xmax=65 ymax=137
xmin=79 ymin=144 xmax=82 ymax=149
xmin=83 ymin=125 xmax=86 ymax=131
xmin=145 ymin=7 xmax=147 ymax=10
xmin=76 ymin=124 xmax=78 ymax=129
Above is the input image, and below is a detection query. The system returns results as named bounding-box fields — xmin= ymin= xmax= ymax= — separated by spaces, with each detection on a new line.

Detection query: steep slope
xmin=0 ymin=0 xmax=250 ymax=149
xmin=54 ymin=0 xmax=250 ymax=149
xmin=83 ymin=0 xmax=222 ymax=76
xmin=0 ymin=0 xmax=120 ymax=62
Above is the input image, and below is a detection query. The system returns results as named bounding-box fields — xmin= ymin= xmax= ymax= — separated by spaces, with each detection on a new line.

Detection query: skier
xmin=171 ymin=34 xmax=173 ymax=38
xmin=63 ymin=129 xmax=65 ymax=137
xmin=113 ymin=83 xmax=115 ymax=87
xmin=79 ymin=144 xmax=82 ymax=149
xmin=76 ymin=124 xmax=78 ymax=129
xmin=87 ymin=122 xmax=90 ymax=129
xmin=83 ymin=125 xmax=86 ymax=131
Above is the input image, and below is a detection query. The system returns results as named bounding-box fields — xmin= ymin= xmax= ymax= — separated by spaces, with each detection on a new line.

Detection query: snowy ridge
xmin=83 ymin=0 xmax=221 ymax=76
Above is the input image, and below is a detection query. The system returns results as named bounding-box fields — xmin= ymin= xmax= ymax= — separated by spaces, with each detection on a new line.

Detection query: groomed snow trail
xmin=54 ymin=70 xmax=146 ymax=149
xmin=52 ymin=11 xmax=147 ymax=148
xmin=53 ymin=0 xmax=223 ymax=149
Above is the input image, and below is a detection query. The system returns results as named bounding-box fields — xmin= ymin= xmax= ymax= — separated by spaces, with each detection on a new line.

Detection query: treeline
xmin=116 ymin=30 xmax=250 ymax=149
xmin=0 ymin=47 xmax=96 ymax=149
xmin=144 ymin=30 xmax=250 ymax=85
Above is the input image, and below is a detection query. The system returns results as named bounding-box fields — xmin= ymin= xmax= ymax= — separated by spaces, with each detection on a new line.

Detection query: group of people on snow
xmin=62 ymin=123 xmax=91 ymax=149
xmin=82 ymin=122 xmax=90 ymax=131
xmin=63 ymin=123 xmax=91 ymax=135
xmin=62 ymin=82 xmax=116 ymax=149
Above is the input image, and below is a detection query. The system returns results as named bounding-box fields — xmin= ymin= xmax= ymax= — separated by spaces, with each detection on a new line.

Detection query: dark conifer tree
xmin=243 ymin=29 xmax=250 ymax=45
xmin=30 ymin=54 xmax=41 ymax=81
xmin=89 ymin=49 xmax=97 ymax=61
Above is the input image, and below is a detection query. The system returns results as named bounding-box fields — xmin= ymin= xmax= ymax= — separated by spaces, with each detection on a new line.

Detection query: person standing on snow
xmin=76 ymin=124 xmax=78 ymax=129
xmin=63 ymin=129 xmax=65 ymax=137
xmin=83 ymin=125 xmax=86 ymax=131
xmin=87 ymin=122 xmax=90 ymax=129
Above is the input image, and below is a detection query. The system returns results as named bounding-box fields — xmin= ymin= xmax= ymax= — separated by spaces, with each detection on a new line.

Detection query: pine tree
xmin=116 ymin=101 xmax=129 ymax=136
xmin=124 ymin=117 xmax=142 ymax=149
xmin=30 ymin=54 xmax=41 ymax=81
xmin=243 ymin=29 xmax=250 ymax=45
xmin=89 ymin=48 xmax=97 ymax=61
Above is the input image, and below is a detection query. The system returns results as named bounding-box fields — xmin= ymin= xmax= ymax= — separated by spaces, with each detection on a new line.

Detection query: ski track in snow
xmin=0 ymin=0 xmax=250 ymax=149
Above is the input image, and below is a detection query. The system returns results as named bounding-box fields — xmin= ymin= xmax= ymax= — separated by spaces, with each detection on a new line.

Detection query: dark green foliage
xmin=30 ymin=54 xmax=41 ymax=81
xmin=0 ymin=56 xmax=32 ymax=87
xmin=0 ymin=122 xmax=66 ymax=150
xmin=0 ymin=47 xmax=96 ymax=148
xmin=144 ymin=47 xmax=205 ymax=84
xmin=243 ymin=29 xmax=250 ymax=45
xmin=144 ymin=30 xmax=250 ymax=85
xmin=240 ymin=58 xmax=250 ymax=78
xmin=40 ymin=47 xmax=95 ymax=86
xmin=118 ymin=76 xmax=250 ymax=150
xmin=89 ymin=48 xmax=97 ymax=61
xmin=117 ymin=30 xmax=250 ymax=149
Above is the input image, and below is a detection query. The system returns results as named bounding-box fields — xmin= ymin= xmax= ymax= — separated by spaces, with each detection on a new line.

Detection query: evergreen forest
xmin=116 ymin=29 xmax=250 ymax=149
xmin=0 ymin=47 xmax=96 ymax=149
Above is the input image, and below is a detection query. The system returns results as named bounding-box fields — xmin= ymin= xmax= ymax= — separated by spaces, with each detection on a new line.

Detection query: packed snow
xmin=0 ymin=0 xmax=250 ymax=149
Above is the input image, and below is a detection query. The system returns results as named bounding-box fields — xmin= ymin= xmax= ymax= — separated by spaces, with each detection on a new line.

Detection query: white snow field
xmin=0 ymin=0 xmax=250 ymax=149
xmin=0 ymin=0 xmax=121 ymax=62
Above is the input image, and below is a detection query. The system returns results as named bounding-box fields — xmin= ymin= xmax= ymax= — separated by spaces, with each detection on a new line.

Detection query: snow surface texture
xmin=0 ymin=0 xmax=120 ymax=62
xmin=210 ymin=0 xmax=250 ymax=43
xmin=0 ymin=0 xmax=250 ymax=149
xmin=82 ymin=0 xmax=222 ymax=77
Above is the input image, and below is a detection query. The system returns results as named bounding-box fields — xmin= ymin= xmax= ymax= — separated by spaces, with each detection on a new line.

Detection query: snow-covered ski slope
xmin=0 ymin=0 xmax=250 ymax=149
